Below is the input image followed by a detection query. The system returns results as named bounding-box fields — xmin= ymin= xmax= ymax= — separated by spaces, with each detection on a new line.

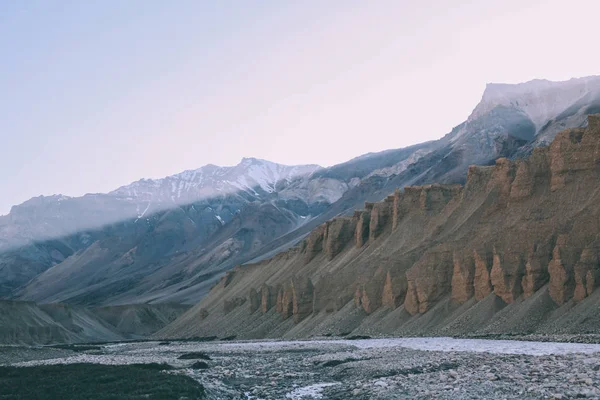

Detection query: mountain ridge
xmin=158 ymin=114 xmax=600 ymax=340
xmin=3 ymin=76 xmax=600 ymax=311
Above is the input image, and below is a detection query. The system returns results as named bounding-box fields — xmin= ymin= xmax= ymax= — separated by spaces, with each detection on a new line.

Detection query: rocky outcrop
xmin=485 ymin=158 xmax=517 ymax=215
xmin=279 ymin=283 xmax=294 ymax=320
xmin=473 ymin=250 xmax=493 ymax=300
xmin=324 ymin=217 xmax=357 ymax=260
xmin=354 ymin=210 xmax=371 ymax=248
xmin=355 ymin=273 xmax=387 ymax=314
xmin=573 ymin=246 xmax=599 ymax=302
xmin=419 ymin=184 xmax=462 ymax=214
xmin=369 ymin=200 xmax=393 ymax=241
xmin=261 ymin=284 xmax=277 ymax=313
xmin=382 ymin=271 xmax=407 ymax=309
xmin=463 ymin=165 xmax=494 ymax=199
xmin=490 ymin=249 xmax=524 ymax=304
xmin=304 ymin=225 xmax=327 ymax=264
xmin=404 ymin=250 xmax=453 ymax=315
xmin=291 ymin=277 xmax=314 ymax=323
xmin=548 ymin=236 xmax=579 ymax=305
xmin=249 ymin=288 xmax=260 ymax=313
xmin=223 ymin=297 xmax=246 ymax=314
xmin=451 ymin=251 xmax=475 ymax=303
xmin=521 ymin=242 xmax=552 ymax=298
xmin=165 ymin=115 xmax=600 ymax=341
xmin=549 ymin=115 xmax=600 ymax=191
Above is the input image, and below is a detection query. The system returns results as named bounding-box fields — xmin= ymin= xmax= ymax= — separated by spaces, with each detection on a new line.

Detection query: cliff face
xmin=158 ymin=115 xmax=600 ymax=340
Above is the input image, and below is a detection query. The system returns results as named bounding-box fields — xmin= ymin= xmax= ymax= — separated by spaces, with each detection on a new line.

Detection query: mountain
xmin=0 ymin=300 xmax=188 ymax=345
xmin=158 ymin=114 xmax=600 ymax=340
xmin=1 ymin=148 xmax=433 ymax=305
xmin=3 ymin=76 xmax=600 ymax=310
xmin=0 ymin=158 xmax=322 ymax=252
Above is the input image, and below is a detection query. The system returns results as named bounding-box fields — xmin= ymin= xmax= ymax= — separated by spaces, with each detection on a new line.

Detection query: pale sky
xmin=1 ymin=0 xmax=599 ymax=215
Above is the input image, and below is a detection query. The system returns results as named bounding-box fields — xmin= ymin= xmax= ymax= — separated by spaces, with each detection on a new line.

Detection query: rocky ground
xmin=2 ymin=337 xmax=600 ymax=399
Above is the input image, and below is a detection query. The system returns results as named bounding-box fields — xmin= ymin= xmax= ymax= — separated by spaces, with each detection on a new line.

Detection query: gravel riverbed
xmin=3 ymin=337 xmax=600 ymax=399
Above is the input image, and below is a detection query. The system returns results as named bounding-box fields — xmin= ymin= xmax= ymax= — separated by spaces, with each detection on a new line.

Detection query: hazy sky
xmin=1 ymin=0 xmax=599 ymax=215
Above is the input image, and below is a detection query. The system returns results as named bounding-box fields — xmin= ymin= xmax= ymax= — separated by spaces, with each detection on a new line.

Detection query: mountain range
xmin=2 ymin=75 xmax=600 ymax=331
xmin=160 ymin=112 xmax=600 ymax=340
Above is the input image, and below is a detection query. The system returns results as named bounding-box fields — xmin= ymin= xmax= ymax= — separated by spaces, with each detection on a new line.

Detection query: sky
xmin=1 ymin=0 xmax=599 ymax=215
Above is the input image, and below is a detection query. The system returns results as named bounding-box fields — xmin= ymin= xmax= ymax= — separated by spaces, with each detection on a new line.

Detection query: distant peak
xmin=470 ymin=75 xmax=600 ymax=128
xmin=481 ymin=76 xmax=600 ymax=102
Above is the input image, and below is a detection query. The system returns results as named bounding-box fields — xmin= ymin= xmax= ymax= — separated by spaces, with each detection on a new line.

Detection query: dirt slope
xmin=0 ymin=301 xmax=189 ymax=345
xmin=159 ymin=114 xmax=600 ymax=339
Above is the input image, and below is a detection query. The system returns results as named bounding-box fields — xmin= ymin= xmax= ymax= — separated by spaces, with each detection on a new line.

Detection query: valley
xmin=2 ymin=336 xmax=600 ymax=399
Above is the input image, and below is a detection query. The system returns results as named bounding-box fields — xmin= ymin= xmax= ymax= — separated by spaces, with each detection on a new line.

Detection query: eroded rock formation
xmin=451 ymin=251 xmax=475 ymax=304
xmin=183 ymin=115 xmax=600 ymax=339
xmin=324 ymin=217 xmax=356 ymax=260
xmin=261 ymin=284 xmax=277 ymax=313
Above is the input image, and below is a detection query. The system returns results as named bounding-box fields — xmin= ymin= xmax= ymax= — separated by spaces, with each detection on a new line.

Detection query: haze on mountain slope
xmin=1 ymin=76 xmax=600 ymax=308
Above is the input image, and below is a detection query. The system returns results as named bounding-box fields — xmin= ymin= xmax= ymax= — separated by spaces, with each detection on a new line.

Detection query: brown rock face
xmin=573 ymin=247 xmax=598 ymax=302
xmin=419 ymin=184 xmax=462 ymax=214
xmin=354 ymin=210 xmax=371 ymax=248
xmin=382 ymin=271 xmax=407 ymax=309
xmin=357 ymin=273 xmax=387 ymax=314
xmin=291 ymin=277 xmax=314 ymax=323
xmin=278 ymin=284 xmax=294 ymax=319
xmin=463 ymin=165 xmax=494 ymax=199
xmin=392 ymin=189 xmax=404 ymax=230
xmin=473 ymin=250 xmax=493 ymax=300
xmin=510 ymin=159 xmax=534 ymax=200
xmin=549 ymin=117 xmax=600 ymax=190
xmin=223 ymin=297 xmax=246 ymax=314
xmin=404 ymin=250 xmax=453 ymax=315
xmin=490 ymin=249 xmax=524 ymax=304
xmin=324 ymin=217 xmax=357 ymax=260
xmin=249 ymin=288 xmax=260 ymax=313
xmin=185 ymin=115 xmax=600 ymax=338
xmin=369 ymin=201 xmax=393 ymax=241
xmin=304 ymin=225 xmax=327 ymax=264
xmin=451 ymin=251 xmax=475 ymax=304
xmin=509 ymin=146 xmax=551 ymax=201
xmin=261 ymin=284 xmax=277 ymax=313
xmin=521 ymin=242 xmax=551 ymax=298
xmin=312 ymin=274 xmax=352 ymax=314
xmin=548 ymin=236 xmax=579 ymax=305
xmin=276 ymin=286 xmax=284 ymax=313
xmin=485 ymin=158 xmax=517 ymax=215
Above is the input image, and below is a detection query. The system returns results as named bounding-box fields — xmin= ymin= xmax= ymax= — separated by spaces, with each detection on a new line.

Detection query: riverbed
xmin=3 ymin=337 xmax=600 ymax=399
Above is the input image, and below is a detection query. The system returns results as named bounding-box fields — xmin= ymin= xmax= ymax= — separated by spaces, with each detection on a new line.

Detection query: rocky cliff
xmin=4 ymin=77 xmax=600 ymax=309
xmin=159 ymin=115 xmax=600 ymax=339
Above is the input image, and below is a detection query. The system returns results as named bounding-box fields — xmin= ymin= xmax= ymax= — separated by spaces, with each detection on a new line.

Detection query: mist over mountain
xmin=2 ymin=76 xmax=600 ymax=312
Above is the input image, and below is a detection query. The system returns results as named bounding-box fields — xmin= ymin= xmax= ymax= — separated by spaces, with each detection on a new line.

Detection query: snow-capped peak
xmin=470 ymin=76 xmax=600 ymax=129
xmin=109 ymin=158 xmax=322 ymax=210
